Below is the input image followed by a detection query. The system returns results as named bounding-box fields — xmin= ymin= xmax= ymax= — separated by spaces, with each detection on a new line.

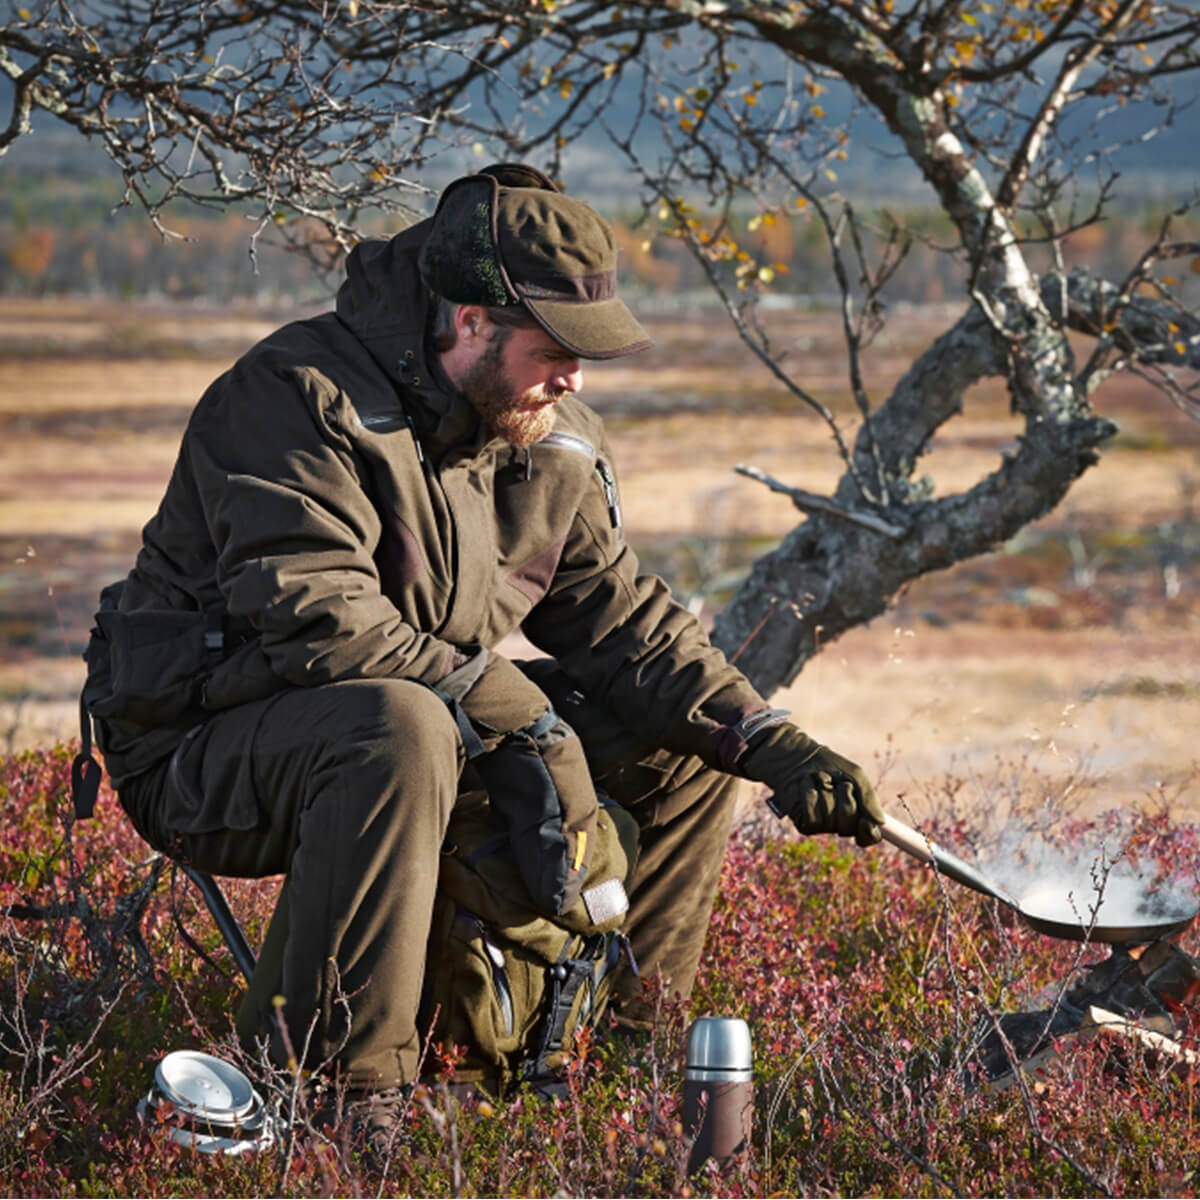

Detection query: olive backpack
xmin=419 ymin=789 xmax=639 ymax=1093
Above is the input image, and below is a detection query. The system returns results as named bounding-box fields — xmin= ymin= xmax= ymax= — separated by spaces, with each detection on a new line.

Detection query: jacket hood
xmin=336 ymin=220 xmax=481 ymax=455
xmin=336 ymin=220 xmax=431 ymax=359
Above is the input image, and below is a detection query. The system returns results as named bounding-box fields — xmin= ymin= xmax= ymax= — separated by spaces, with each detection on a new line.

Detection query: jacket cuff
xmin=714 ymin=707 xmax=791 ymax=773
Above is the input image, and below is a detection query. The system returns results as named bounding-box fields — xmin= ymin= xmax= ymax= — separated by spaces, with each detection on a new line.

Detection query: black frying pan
xmin=881 ymin=813 xmax=1199 ymax=944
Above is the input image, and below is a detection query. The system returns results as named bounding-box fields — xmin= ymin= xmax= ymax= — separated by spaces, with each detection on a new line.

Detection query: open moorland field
xmin=1 ymin=294 xmax=1198 ymax=826
xmin=5 ymin=295 xmax=1200 ymax=1199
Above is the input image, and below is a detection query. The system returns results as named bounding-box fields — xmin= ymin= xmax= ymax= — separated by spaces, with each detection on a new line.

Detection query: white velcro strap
xmin=582 ymin=877 xmax=629 ymax=926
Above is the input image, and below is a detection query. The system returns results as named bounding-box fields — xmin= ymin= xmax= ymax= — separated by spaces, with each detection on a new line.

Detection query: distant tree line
xmin=3 ymin=175 xmax=1196 ymax=310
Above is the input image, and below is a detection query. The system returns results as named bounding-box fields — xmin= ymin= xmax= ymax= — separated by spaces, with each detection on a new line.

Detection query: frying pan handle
xmin=880 ymin=813 xmax=937 ymax=866
xmin=880 ymin=812 xmax=1018 ymax=908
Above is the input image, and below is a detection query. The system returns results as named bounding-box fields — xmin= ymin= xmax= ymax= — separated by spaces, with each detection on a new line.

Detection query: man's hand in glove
xmin=435 ymin=648 xmax=598 ymax=916
xmin=739 ymin=722 xmax=883 ymax=847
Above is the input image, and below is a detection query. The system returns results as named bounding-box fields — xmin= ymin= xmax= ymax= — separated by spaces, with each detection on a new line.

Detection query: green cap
xmin=418 ymin=166 xmax=651 ymax=360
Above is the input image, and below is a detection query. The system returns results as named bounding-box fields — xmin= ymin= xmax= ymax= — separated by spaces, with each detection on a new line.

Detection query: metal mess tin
xmin=138 ymin=1050 xmax=274 ymax=1155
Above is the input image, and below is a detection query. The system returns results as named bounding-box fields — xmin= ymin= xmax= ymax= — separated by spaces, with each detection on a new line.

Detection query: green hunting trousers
xmin=118 ymin=661 xmax=742 ymax=1088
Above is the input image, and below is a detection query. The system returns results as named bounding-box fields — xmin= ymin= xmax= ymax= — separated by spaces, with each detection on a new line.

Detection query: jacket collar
xmin=335 ymin=221 xmax=483 ymax=459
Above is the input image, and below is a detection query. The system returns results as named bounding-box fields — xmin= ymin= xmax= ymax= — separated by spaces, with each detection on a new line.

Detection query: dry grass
xmin=2 ymin=297 xmax=1198 ymax=822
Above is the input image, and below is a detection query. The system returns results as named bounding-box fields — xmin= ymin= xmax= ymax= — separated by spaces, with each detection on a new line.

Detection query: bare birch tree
xmin=3 ymin=0 xmax=1198 ymax=696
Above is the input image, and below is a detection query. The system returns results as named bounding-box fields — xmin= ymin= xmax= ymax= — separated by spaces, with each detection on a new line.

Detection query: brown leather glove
xmin=739 ymin=723 xmax=883 ymax=847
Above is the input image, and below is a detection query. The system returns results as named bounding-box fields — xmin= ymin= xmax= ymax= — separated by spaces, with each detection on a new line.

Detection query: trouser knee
xmin=299 ymin=677 xmax=462 ymax=784
xmin=122 ymin=677 xmax=462 ymax=879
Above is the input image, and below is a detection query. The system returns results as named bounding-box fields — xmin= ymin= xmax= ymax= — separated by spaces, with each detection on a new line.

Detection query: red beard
xmin=457 ymin=337 xmax=563 ymax=449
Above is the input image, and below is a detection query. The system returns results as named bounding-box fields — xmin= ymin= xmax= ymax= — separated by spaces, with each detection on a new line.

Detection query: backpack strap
xmin=523 ymin=927 xmax=641 ymax=1083
xmin=524 ymin=936 xmax=604 ymax=1081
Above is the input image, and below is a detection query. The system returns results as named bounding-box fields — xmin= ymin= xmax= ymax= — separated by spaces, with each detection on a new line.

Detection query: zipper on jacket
xmin=595 ymin=459 xmax=622 ymax=531
xmin=404 ymin=410 xmax=426 ymax=464
xmin=480 ymin=923 xmax=515 ymax=1038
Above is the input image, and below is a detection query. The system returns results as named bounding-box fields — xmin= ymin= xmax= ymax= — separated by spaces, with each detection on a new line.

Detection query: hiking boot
xmin=313 ymin=1084 xmax=412 ymax=1169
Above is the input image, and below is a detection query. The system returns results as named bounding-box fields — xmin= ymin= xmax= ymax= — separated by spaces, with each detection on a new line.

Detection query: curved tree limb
xmin=1050 ymin=266 xmax=1200 ymax=374
xmin=711 ymin=296 xmax=1118 ymax=696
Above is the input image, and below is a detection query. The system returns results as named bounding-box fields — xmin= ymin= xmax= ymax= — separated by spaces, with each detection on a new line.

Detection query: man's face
xmin=456 ymin=320 xmax=583 ymax=449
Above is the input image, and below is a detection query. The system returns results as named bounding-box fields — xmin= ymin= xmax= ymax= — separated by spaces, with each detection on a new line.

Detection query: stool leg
xmin=180 ymin=864 xmax=258 ymax=984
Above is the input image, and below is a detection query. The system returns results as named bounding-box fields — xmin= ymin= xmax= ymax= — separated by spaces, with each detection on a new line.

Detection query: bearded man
xmin=83 ymin=163 xmax=883 ymax=1147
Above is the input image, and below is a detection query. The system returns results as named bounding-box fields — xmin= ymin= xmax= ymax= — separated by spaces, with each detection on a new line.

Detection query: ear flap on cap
xmin=477 ymin=162 xmax=562 ymax=192
xmin=417 ymin=174 xmax=517 ymax=306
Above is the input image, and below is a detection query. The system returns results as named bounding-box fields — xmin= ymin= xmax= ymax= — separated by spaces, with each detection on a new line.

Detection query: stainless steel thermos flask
xmin=682 ymin=1016 xmax=754 ymax=1173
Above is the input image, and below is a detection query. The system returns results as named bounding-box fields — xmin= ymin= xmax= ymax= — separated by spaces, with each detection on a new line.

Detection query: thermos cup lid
xmin=685 ymin=1016 xmax=753 ymax=1079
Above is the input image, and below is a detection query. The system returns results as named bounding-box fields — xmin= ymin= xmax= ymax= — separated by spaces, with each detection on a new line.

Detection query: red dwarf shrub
xmin=2 ymin=743 xmax=1199 ymax=1196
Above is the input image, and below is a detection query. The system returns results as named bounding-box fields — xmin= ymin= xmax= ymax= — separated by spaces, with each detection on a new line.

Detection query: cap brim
xmin=522 ymin=296 xmax=652 ymax=360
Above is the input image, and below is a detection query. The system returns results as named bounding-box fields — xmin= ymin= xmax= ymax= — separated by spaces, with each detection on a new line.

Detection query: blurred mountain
xmin=1 ymin=37 xmax=1195 ymax=304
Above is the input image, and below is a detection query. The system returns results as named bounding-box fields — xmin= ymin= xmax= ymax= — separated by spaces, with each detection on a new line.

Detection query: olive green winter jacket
xmin=90 ymin=218 xmax=771 ymax=794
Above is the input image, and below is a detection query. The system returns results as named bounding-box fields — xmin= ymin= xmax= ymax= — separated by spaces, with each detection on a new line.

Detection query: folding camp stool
xmin=70 ymin=743 xmax=262 ymax=989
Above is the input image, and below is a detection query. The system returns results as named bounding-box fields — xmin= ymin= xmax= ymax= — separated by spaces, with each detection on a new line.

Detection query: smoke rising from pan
xmin=978 ymin=828 xmax=1199 ymax=930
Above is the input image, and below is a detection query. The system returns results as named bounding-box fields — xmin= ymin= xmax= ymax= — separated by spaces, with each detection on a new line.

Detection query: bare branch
xmin=1049 ymin=264 xmax=1200 ymax=372
xmin=734 ymin=465 xmax=907 ymax=537
xmin=995 ymin=0 xmax=1144 ymax=212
